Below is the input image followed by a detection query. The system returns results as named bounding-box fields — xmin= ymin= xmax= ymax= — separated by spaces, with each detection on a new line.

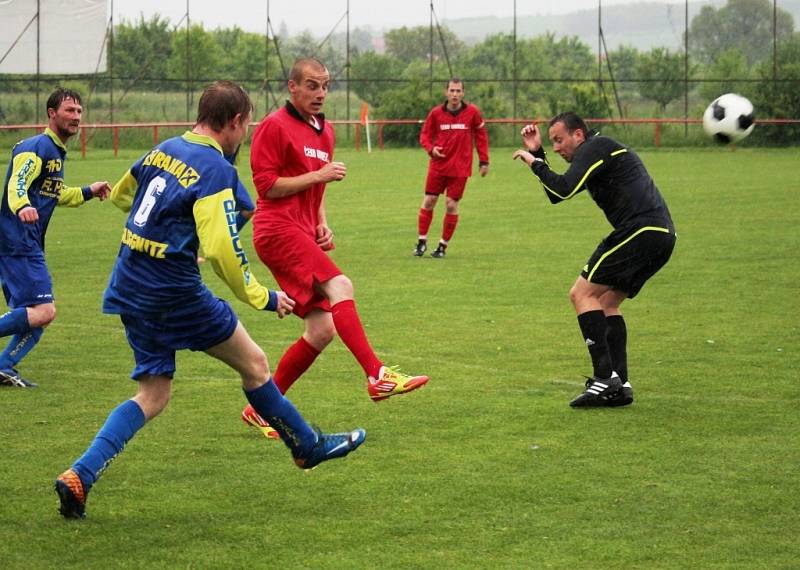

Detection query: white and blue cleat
xmin=293 ymin=428 xmax=366 ymax=470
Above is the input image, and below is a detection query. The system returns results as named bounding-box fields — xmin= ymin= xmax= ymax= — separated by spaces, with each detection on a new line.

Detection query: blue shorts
xmin=0 ymin=253 xmax=54 ymax=308
xmin=119 ymin=296 xmax=239 ymax=380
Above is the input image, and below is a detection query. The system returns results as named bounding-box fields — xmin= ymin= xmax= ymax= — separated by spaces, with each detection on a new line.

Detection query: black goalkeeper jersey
xmin=531 ymin=133 xmax=674 ymax=234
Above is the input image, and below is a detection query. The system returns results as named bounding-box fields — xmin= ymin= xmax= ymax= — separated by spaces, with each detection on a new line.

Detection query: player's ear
xmin=230 ymin=113 xmax=245 ymax=129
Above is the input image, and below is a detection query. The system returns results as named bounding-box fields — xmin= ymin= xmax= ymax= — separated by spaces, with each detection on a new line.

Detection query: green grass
xmin=1 ymin=146 xmax=798 ymax=569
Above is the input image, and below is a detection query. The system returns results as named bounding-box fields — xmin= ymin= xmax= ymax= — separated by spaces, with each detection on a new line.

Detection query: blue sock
xmin=0 ymin=327 xmax=43 ymax=371
xmin=72 ymin=399 xmax=146 ymax=489
xmin=0 ymin=308 xmax=31 ymax=338
xmin=244 ymin=379 xmax=317 ymax=455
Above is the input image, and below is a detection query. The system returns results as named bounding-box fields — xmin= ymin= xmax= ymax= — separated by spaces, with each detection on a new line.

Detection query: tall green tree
xmin=384 ymin=26 xmax=464 ymax=66
xmin=688 ymin=0 xmax=794 ymax=66
xmin=350 ymin=51 xmax=405 ymax=107
xmin=605 ymin=44 xmax=640 ymax=82
xmin=750 ymin=32 xmax=800 ymax=143
xmin=168 ymin=24 xmax=223 ymax=86
xmin=698 ymin=48 xmax=753 ymax=102
xmin=112 ymin=15 xmax=174 ymax=87
xmin=214 ymin=27 xmax=269 ymax=83
xmin=635 ymin=47 xmax=686 ymax=112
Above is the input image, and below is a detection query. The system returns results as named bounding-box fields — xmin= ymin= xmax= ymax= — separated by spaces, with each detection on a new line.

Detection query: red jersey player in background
xmin=241 ymin=58 xmax=429 ymax=438
xmin=414 ymin=78 xmax=490 ymax=259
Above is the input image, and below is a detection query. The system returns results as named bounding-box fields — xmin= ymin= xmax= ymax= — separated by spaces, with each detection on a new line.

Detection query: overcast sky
xmin=113 ymin=0 xmax=691 ymax=35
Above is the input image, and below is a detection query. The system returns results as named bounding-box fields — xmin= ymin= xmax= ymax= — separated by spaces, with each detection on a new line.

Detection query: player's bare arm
xmin=267 ymin=161 xmax=346 ymax=199
xmin=512 ymin=149 xmax=535 ymax=167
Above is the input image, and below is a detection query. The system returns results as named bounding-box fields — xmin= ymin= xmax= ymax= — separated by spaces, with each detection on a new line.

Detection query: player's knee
xmin=307 ymin=321 xmax=335 ymax=349
xmin=324 ymin=274 xmax=354 ymax=302
xmin=242 ymin=349 xmax=270 ymax=385
xmin=27 ymin=304 xmax=56 ymax=328
xmin=568 ymin=285 xmax=579 ymax=305
xmin=134 ymin=377 xmax=172 ymax=419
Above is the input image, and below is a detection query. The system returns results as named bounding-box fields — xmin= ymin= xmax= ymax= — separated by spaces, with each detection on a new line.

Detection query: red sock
xmin=418 ymin=208 xmax=434 ymax=237
xmin=273 ymin=336 xmax=320 ymax=394
xmin=442 ymin=213 xmax=459 ymax=242
xmin=331 ymin=299 xmax=382 ymax=378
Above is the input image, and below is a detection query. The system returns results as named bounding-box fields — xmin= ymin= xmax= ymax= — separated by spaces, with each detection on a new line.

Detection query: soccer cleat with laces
xmin=55 ymin=469 xmax=87 ymax=519
xmin=431 ymin=244 xmax=447 ymax=258
xmin=293 ymin=428 xmax=366 ymax=470
xmin=241 ymin=404 xmax=280 ymax=439
xmin=0 ymin=368 xmax=38 ymax=388
xmin=368 ymin=365 xmax=429 ymax=402
xmin=605 ymin=381 xmax=634 ymax=407
xmin=413 ymin=239 xmax=427 ymax=257
xmin=569 ymin=372 xmax=623 ymax=407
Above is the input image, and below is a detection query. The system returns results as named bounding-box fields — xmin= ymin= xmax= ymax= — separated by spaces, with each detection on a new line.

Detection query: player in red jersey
xmin=413 ymin=78 xmax=490 ymax=259
xmin=242 ymin=58 xmax=429 ymax=437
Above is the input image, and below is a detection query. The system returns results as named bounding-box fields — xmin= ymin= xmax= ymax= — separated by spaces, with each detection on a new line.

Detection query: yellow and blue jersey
xmin=103 ymin=132 xmax=270 ymax=317
xmin=1 ymin=128 xmax=92 ymax=255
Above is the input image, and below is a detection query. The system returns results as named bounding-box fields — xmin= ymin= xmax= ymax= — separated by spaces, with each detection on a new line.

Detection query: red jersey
xmin=419 ymin=102 xmax=489 ymax=178
xmin=250 ymin=103 xmax=335 ymax=237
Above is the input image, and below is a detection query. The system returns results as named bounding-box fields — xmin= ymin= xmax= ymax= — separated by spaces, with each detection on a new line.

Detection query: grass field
xmin=1 ymin=145 xmax=798 ymax=569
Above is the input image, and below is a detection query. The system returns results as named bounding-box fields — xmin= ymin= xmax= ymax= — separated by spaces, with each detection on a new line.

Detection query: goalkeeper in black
xmin=513 ymin=112 xmax=675 ymax=407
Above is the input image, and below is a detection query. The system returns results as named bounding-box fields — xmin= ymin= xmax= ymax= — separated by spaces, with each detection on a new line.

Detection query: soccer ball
xmin=702 ymin=93 xmax=755 ymax=144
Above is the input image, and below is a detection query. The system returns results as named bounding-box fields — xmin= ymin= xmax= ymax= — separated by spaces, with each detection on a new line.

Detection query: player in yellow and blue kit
xmin=226 ymin=144 xmax=256 ymax=230
xmin=0 ymin=88 xmax=111 ymax=388
xmin=55 ymin=81 xmax=365 ymax=519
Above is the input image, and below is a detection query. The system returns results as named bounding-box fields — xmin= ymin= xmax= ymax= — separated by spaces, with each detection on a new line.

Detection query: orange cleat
xmin=367 ymin=365 xmax=429 ymax=402
xmin=55 ymin=469 xmax=87 ymax=519
xmin=241 ymin=404 xmax=280 ymax=439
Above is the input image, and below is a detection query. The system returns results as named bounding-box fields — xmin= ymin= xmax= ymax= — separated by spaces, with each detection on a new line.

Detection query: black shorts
xmin=581 ymin=226 xmax=676 ymax=298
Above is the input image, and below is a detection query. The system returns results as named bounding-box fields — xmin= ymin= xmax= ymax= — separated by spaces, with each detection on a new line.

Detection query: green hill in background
xmin=443 ymin=0 xmax=799 ymax=50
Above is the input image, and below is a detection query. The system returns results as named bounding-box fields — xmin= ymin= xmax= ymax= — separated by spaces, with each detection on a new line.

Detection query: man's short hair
xmin=447 ymin=77 xmax=464 ymax=89
xmin=196 ymin=81 xmax=252 ymax=131
xmin=289 ymin=58 xmax=327 ymax=83
xmin=549 ymin=112 xmax=589 ymax=137
xmin=46 ymin=88 xmax=82 ymax=112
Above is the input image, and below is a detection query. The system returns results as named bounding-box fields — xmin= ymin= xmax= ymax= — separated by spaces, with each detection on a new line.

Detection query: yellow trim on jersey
xmin=541 ymin=159 xmax=604 ymax=201
xmin=610 ymin=148 xmax=628 ymax=157
xmin=194 ymin=188 xmax=269 ymax=310
xmin=44 ymin=128 xmax=68 ymax=152
xmin=111 ymin=170 xmax=138 ymax=212
xmin=587 ymin=226 xmax=671 ymax=282
xmin=7 ymin=151 xmax=42 ymax=213
xmin=56 ymin=185 xmax=86 ymax=207
xmin=182 ymin=131 xmax=224 ymax=154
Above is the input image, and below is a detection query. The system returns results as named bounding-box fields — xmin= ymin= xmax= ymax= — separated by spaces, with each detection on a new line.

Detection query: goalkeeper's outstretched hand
xmin=520 ymin=123 xmax=542 ymax=152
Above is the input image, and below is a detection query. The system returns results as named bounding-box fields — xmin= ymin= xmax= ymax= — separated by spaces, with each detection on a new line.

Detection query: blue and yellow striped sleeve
xmin=110 ymin=170 xmax=138 ymax=212
xmin=6 ymin=151 xmax=42 ymax=214
xmin=193 ymin=188 xmax=270 ymax=310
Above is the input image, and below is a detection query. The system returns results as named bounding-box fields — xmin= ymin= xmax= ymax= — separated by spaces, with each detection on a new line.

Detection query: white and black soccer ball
xmin=702 ymin=93 xmax=755 ymax=144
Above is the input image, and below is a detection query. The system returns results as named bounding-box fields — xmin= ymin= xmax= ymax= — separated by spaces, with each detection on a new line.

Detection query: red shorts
xmin=253 ymin=226 xmax=341 ymax=318
xmin=425 ymin=171 xmax=468 ymax=201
